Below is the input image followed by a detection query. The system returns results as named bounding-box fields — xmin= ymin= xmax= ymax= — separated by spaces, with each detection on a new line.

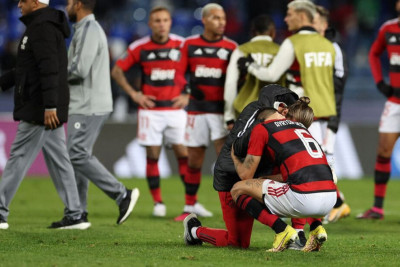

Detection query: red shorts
xmin=218 ymin=191 xmax=254 ymax=248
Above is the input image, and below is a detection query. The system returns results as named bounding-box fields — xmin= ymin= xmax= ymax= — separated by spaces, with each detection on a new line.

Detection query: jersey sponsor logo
xmin=250 ymin=53 xmax=274 ymax=66
xmin=390 ymin=53 xmax=400 ymax=66
xmin=205 ymin=48 xmax=216 ymax=54
xmin=194 ymin=65 xmax=222 ymax=78
xmin=304 ymin=52 xmax=332 ymax=67
xmin=158 ymin=51 xmax=168 ymax=58
xmin=150 ymin=69 xmax=176 ymax=81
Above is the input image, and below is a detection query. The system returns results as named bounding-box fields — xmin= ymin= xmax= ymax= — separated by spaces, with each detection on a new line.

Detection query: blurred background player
xmin=111 ymin=7 xmax=189 ymax=217
xmin=313 ymin=5 xmax=350 ymax=223
xmin=223 ymin=14 xmax=285 ymax=130
xmin=357 ymin=0 xmax=400 ymax=220
xmin=66 ymin=0 xmax=139 ymax=225
xmin=175 ymin=3 xmax=237 ymax=221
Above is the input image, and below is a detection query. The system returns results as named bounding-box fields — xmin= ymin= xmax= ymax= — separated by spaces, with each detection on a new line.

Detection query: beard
xmin=68 ymin=13 xmax=77 ymax=23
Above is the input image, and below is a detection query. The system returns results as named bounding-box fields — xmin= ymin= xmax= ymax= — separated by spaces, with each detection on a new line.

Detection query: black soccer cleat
xmin=287 ymin=230 xmax=307 ymax=250
xmin=183 ymin=213 xmax=203 ymax=245
xmin=117 ymin=188 xmax=140 ymax=225
xmin=48 ymin=216 xmax=91 ymax=230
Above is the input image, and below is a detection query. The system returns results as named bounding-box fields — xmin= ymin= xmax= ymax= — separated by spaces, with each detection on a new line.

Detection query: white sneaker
xmin=193 ymin=203 xmax=213 ymax=217
xmin=153 ymin=203 xmax=166 ymax=217
xmin=0 ymin=221 xmax=9 ymax=230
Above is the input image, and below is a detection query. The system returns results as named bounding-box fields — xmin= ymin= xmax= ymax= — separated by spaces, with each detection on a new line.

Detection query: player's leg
xmin=42 ymin=127 xmax=90 ymax=229
xmin=67 ymin=114 xmax=131 ymax=221
xmin=137 ymin=110 xmax=166 ymax=216
xmin=302 ymin=217 xmax=327 ymax=252
xmin=181 ymin=114 xmax=212 ymax=219
xmin=0 ymin=122 xmax=48 ymax=228
xmin=231 ymin=179 xmax=297 ymax=252
xmin=357 ymin=132 xmax=399 ymax=219
xmin=358 ymin=101 xmax=400 ymax=219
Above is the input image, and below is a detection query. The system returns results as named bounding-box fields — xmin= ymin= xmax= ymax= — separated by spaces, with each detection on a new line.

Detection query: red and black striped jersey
xmin=180 ymin=34 xmax=237 ymax=114
xmin=369 ymin=18 xmax=400 ymax=103
xmin=247 ymin=119 xmax=336 ymax=193
xmin=116 ymin=34 xmax=185 ymax=110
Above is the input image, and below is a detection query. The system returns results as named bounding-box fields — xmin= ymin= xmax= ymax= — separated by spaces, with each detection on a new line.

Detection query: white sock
xmin=191 ymin=227 xmax=199 ymax=239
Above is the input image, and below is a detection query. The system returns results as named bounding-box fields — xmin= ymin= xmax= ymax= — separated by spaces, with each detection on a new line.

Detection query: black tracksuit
xmin=0 ymin=7 xmax=70 ymax=125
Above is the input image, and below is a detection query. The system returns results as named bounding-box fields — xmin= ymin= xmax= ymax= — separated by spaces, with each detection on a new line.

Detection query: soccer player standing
xmin=112 ymin=7 xmax=188 ymax=217
xmin=357 ymin=0 xmax=400 ymax=220
xmin=175 ymin=3 xmax=237 ymax=221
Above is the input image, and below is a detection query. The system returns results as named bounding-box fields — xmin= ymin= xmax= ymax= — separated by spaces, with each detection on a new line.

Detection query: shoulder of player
xmin=168 ymin=33 xmax=185 ymax=43
xmin=222 ymin=36 xmax=238 ymax=47
xmin=379 ymin=18 xmax=400 ymax=32
xmin=127 ymin=36 xmax=152 ymax=51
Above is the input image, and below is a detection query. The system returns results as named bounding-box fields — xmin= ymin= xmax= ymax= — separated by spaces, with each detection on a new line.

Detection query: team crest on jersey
xmin=147 ymin=52 xmax=156 ymax=60
xmin=194 ymin=48 xmax=203 ymax=55
xmin=21 ymin=36 xmax=28 ymax=50
xmin=168 ymin=49 xmax=181 ymax=61
xmin=217 ymin=48 xmax=229 ymax=60
xmin=158 ymin=51 xmax=168 ymax=58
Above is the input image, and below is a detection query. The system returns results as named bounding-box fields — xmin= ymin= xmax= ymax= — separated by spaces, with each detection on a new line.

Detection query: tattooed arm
xmin=231 ymin=145 xmax=261 ymax=180
xmin=257 ymin=174 xmax=284 ymax=182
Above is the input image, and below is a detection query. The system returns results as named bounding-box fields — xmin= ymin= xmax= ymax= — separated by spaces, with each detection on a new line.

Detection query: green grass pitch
xmin=0 ymin=177 xmax=399 ymax=266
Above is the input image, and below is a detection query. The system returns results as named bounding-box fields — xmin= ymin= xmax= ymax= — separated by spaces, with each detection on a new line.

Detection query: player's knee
xmin=68 ymin=148 xmax=89 ymax=164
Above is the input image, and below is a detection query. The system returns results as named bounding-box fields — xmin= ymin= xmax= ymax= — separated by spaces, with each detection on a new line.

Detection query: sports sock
xmin=291 ymin=218 xmax=306 ymax=230
xmin=177 ymin=157 xmax=188 ymax=183
xmin=308 ymin=218 xmax=322 ymax=231
xmin=374 ymin=156 xmax=391 ymax=208
xmin=236 ymin=195 xmax=280 ymax=231
xmin=146 ymin=157 xmax=162 ymax=203
xmin=196 ymin=227 xmax=229 ymax=246
xmin=334 ymin=188 xmax=344 ymax=208
xmin=184 ymin=167 xmax=201 ymax=205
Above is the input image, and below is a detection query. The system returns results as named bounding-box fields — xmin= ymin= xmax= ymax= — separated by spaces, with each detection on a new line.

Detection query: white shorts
xmin=184 ymin=113 xmax=228 ymax=147
xmin=137 ymin=109 xmax=187 ymax=146
xmin=379 ymin=101 xmax=400 ymax=133
xmin=262 ymin=179 xmax=336 ymax=218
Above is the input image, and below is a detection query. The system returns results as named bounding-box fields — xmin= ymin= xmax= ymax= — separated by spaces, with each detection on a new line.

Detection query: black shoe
xmin=48 ymin=216 xmax=91 ymax=230
xmin=81 ymin=212 xmax=89 ymax=223
xmin=183 ymin=213 xmax=203 ymax=245
xmin=117 ymin=188 xmax=140 ymax=225
xmin=287 ymin=230 xmax=307 ymax=250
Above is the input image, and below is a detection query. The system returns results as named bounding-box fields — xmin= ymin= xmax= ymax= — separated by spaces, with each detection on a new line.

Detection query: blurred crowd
xmin=0 ymin=0 xmax=398 ymax=116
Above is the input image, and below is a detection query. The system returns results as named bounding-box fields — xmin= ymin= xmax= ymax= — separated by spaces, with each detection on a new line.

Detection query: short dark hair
xmin=77 ymin=0 xmax=96 ymax=12
xmin=250 ymin=14 xmax=275 ymax=36
xmin=257 ymin=107 xmax=277 ymax=121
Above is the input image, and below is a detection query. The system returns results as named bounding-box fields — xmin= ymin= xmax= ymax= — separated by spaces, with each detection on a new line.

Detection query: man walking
xmin=66 ymin=0 xmax=139 ymax=225
xmin=0 ymin=0 xmax=89 ymax=230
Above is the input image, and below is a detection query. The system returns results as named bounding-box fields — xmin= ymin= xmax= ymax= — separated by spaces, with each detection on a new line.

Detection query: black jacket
xmin=213 ymin=84 xmax=298 ymax=192
xmin=9 ymin=7 xmax=70 ymax=124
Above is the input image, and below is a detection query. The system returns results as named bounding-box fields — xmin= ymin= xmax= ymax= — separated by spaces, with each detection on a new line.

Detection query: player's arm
xmin=111 ymin=51 xmax=155 ymax=109
xmin=224 ymin=48 xmax=243 ymax=129
xmin=231 ymin=147 xmax=261 ymax=180
xmin=247 ymin=39 xmax=295 ymax=82
xmin=369 ymin=25 xmax=392 ymax=97
xmin=68 ymin=23 xmax=99 ymax=82
xmin=0 ymin=69 xmax=15 ymax=92
xmin=257 ymin=174 xmax=284 ymax=182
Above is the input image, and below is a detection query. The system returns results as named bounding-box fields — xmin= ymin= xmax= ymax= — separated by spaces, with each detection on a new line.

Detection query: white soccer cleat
xmin=0 ymin=221 xmax=9 ymax=230
xmin=193 ymin=203 xmax=213 ymax=217
xmin=153 ymin=202 xmax=166 ymax=217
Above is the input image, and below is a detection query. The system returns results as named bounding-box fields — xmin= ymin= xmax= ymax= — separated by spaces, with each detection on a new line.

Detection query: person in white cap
xmin=0 ymin=0 xmax=89 ymax=230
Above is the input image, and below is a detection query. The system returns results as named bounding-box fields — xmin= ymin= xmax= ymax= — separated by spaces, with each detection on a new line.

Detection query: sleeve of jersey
xmin=116 ymin=45 xmax=138 ymax=72
xmin=224 ymin=48 xmax=243 ymax=122
xmin=369 ymin=26 xmax=387 ymax=83
xmin=247 ymin=124 xmax=269 ymax=156
xmin=178 ymin=41 xmax=189 ymax=87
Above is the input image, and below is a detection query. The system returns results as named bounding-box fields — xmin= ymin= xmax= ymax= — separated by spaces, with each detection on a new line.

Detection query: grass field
xmin=0 ymin=176 xmax=399 ymax=266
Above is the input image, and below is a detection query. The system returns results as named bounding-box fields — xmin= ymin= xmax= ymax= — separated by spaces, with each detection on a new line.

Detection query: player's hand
xmin=44 ymin=110 xmax=60 ymax=130
xmin=377 ymin=81 xmax=394 ymax=98
xmin=132 ymin=91 xmax=156 ymax=109
xmin=172 ymin=94 xmax=189 ymax=108
xmin=237 ymin=54 xmax=254 ymax=75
